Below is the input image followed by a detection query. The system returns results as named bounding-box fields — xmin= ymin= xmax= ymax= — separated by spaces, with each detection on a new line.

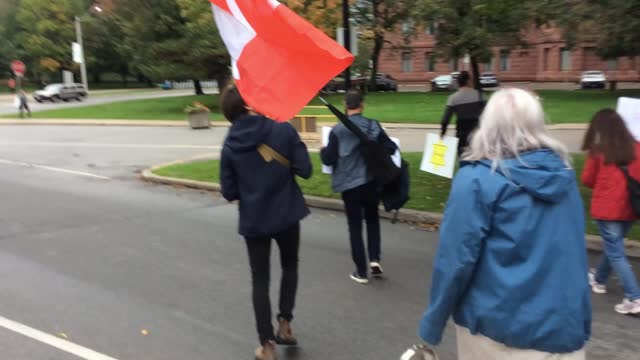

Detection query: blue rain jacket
xmin=420 ymin=149 xmax=591 ymax=354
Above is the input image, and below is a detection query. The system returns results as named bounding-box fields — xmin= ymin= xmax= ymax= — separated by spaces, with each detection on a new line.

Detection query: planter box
xmin=187 ymin=111 xmax=210 ymax=129
xmin=290 ymin=116 xmax=317 ymax=133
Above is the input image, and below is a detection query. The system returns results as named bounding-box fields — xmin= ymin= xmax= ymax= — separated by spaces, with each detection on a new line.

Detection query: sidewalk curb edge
xmin=141 ymin=159 xmax=640 ymax=258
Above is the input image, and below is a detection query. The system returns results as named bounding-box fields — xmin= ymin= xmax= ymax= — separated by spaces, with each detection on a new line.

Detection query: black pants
xmin=245 ymin=223 xmax=300 ymax=344
xmin=342 ymin=182 xmax=381 ymax=277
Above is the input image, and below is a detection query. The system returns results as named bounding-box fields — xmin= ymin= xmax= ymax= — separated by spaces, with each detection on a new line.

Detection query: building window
xmin=425 ymin=22 xmax=437 ymax=35
xmin=402 ymin=19 xmax=414 ymax=34
xmin=499 ymin=50 xmax=510 ymax=71
xmin=607 ymin=58 xmax=618 ymax=70
xmin=402 ymin=52 xmax=413 ymax=72
xmin=449 ymin=57 xmax=459 ymax=72
xmin=425 ymin=53 xmax=436 ymax=72
xmin=543 ymin=48 xmax=550 ymax=71
xmin=560 ymin=48 xmax=571 ymax=71
xmin=484 ymin=57 xmax=493 ymax=71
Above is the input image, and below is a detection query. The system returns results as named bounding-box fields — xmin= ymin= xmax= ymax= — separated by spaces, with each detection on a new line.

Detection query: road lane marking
xmin=0 ymin=142 xmax=222 ymax=150
xmin=0 ymin=315 xmax=119 ymax=360
xmin=0 ymin=159 xmax=111 ymax=180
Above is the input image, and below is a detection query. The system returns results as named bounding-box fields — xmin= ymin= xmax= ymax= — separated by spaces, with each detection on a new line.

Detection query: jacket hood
xmin=475 ymin=149 xmax=574 ymax=203
xmin=225 ymin=114 xmax=274 ymax=152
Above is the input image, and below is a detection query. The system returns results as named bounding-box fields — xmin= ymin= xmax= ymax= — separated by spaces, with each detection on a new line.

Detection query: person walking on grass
xmin=219 ymin=86 xmax=312 ymax=360
xmin=320 ymin=89 xmax=397 ymax=284
xmin=582 ymin=108 xmax=640 ymax=315
xmin=420 ymin=88 xmax=591 ymax=359
xmin=440 ymin=71 xmax=485 ymax=155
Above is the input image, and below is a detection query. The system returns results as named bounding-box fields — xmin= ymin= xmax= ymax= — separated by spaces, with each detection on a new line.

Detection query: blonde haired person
xmin=419 ymin=88 xmax=591 ymax=359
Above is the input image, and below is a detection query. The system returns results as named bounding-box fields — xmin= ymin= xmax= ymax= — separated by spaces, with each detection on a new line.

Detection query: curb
xmin=141 ymin=159 xmax=640 ymax=258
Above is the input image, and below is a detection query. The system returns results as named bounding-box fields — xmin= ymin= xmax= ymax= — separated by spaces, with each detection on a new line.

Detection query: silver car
xmin=33 ymin=83 xmax=88 ymax=103
xmin=580 ymin=71 xmax=607 ymax=89
xmin=431 ymin=75 xmax=456 ymax=91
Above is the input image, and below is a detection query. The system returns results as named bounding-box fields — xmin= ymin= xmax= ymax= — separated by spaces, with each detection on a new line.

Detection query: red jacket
xmin=582 ymin=143 xmax=640 ymax=220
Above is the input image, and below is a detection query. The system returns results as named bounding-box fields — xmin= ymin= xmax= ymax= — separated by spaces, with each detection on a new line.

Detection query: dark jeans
xmin=342 ymin=182 xmax=381 ymax=277
xmin=245 ymin=223 xmax=300 ymax=344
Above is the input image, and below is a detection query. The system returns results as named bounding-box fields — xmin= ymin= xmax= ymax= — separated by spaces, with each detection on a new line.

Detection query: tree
xmin=281 ymin=0 xmax=342 ymax=38
xmin=113 ymin=0 xmax=229 ymax=94
xmin=541 ymin=0 xmax=640 ymax=90
xmin=14 ymin=0 xmax=84 ymax=80
xmin=354 ymin=0 xmax=415 ymax=90
xmin=414 ymin=0 xmax=537 ymax=95
xmin=83 ymin=11 xmax=130 ymax=85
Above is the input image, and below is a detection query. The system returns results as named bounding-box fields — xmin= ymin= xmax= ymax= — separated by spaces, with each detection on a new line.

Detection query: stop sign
xmin=11 ymin=60 xmax=25 ymax=76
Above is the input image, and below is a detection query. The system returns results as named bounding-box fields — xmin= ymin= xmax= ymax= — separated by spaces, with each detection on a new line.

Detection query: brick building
xmin=378 ymin=24 xmax=640 ymax=84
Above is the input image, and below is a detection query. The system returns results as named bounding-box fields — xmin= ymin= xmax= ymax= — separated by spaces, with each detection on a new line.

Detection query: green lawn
xmin=153 ymin=152 xmax=638 ymax=240
xmin=19 ymin=89 xmax=640 ymax=123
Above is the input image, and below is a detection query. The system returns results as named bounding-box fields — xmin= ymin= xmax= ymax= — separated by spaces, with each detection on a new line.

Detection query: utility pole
xmin=75 ymin=16 xmax=89 ymax=92
xmin=342 ymin=0 xmax=351 ymax=91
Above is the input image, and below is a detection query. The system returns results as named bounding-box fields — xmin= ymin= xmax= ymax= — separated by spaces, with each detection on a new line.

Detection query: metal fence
xmin=168 ymin=80 xmax=219 ymax=90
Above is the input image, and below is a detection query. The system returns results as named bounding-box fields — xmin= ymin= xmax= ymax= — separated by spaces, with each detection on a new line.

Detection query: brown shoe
xmin=275 ymin=319 xmax=298 ymax=346
xmin=255 ymin=340 xmax=277 ymax=360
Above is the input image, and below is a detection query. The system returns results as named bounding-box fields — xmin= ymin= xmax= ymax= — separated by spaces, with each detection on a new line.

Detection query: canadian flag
xmin=210 ymin=0 xmax=354 ymax=121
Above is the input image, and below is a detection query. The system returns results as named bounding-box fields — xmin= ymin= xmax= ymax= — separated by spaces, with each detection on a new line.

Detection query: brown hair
xmin=220 ymin=85 xmax=248 ymax=122
xmin=582 ymin=108 xmax=636 ymax=165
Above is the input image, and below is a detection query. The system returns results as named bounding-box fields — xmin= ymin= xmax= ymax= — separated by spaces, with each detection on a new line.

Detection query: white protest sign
xmin=391 ymin=137 xmax=401 ymax=167
xmin=420 ymin=134 xmax=459 ymax=179
xmin=617 ymin=97 xmax=640 ymax=141
xmin=322 ymin=126 xmax=333 ymax=174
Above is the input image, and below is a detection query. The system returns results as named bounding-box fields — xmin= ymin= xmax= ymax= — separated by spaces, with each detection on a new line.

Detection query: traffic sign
xmin=11 ymin=60 xmax=26 ymax=76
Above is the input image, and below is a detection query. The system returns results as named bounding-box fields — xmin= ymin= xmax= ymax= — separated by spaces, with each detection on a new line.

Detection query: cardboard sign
xmin=618 ymin=97 xmax=640 ymax=141
xmin=420 ymin=134 xmax=459 ymax=178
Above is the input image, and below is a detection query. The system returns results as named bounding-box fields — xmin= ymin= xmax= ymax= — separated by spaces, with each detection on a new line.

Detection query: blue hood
xmin=225 ymin=114 xmax=274 ymax=153
xmin=476 ymin=149 xmax=573 ymax=203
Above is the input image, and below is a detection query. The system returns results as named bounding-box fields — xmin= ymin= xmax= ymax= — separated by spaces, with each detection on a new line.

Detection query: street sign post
xmin=10 ymin=60 xmax=26 ymax=91
xmin=11 ymin=60 xmax=25 ymax=76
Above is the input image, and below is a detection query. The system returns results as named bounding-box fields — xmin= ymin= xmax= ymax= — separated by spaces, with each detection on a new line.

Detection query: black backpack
xmin=320 ymin=98 xmax=401 ymax=185
xmin=619 ymin=166 xmax=640 ymax=217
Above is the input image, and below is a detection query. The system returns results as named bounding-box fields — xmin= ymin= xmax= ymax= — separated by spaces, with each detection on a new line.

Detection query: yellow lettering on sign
xmin=430 ymin=142 xmax=448 ymax=168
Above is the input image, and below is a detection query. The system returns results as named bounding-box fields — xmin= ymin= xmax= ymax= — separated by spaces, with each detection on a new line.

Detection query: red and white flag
xmin=209 ymin=0 xmax=354 ymax=121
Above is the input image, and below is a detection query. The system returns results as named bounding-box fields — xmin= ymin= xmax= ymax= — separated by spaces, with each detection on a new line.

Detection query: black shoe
xmin=350 ymin=272 xmax=369 ymax=284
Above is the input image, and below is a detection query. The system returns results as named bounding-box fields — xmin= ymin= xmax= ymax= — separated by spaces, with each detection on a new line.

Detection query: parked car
xmin=479 ymin=72 xmax=500 ymax=88
xmin=373 ymin=73 xmax=398 ymax=92
xmin=322 ymin=73 xmax=397 ymax=92
xmin=431 ymin=74 xmax=456 ymax=91
xmin=580 ymin=71 xmax=607 ymax=89
xmin=33 ymin=83 xmax=88 ymax=103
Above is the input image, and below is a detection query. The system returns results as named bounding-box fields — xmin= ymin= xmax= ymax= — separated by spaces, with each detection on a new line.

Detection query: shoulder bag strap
xmin=257 ymin=144 xmax=290 ymax=168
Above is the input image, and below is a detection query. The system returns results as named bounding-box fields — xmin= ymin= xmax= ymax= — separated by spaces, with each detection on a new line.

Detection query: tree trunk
xmin=93 ymin=72 xmax=101 ymax=84
xmin=216 ymin=73 xmax=230 ymax=92
xmin=193 ymin=79 xmax=204 ymax=95
xmin=370 ymin=31 xmax=384 ymax=92
xmin=470 ymin=56 xmax=484 ymax=100
xmin=609 ymin=80 xmax=618 ymax=91
xmin=369 ymin=0 xmax=383 ymax=92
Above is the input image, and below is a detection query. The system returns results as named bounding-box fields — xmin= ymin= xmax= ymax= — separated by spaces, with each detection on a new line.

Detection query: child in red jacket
xmin=582 ymin=108 xmax=640 ymax=315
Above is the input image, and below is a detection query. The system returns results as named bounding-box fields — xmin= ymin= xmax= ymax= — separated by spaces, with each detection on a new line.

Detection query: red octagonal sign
xmin=11 ymin=60 xmax=26 ymax=76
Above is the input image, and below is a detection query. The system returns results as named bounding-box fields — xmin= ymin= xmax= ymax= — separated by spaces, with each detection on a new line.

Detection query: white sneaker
xmin=370 ymin=262 xmax=384 ymax=277
xmin=614 ymin=298 xmax=640 ymax=315
xmin=350 ymin=272 xmax=369 ymax=284
xmin=588 ymin=269 xmax=607 ymax=294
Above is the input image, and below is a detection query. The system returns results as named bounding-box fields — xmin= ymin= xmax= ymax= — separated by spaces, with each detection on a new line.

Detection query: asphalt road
xmin=0 ymin=89 xmax=204 ymax=116
xmin=0 ymin=125 xmax=637 ymax=360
